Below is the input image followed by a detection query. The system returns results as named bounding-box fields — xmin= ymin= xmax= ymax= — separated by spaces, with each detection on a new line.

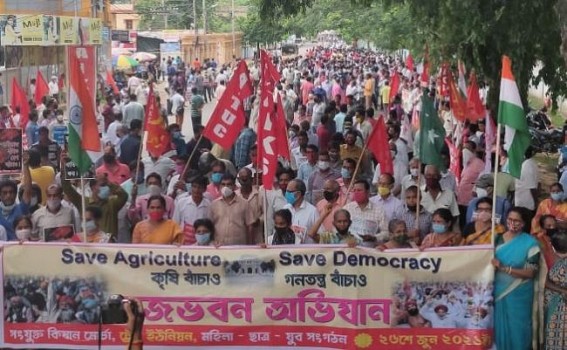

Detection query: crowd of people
xmin=1 ymin=45 xmax=567 ymax=349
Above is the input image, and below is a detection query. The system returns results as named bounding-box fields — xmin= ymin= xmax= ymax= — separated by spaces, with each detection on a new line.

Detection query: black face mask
xmin=407 ymin=308 xmax=419 ymax=316
xmin=103 ymin=154 xmax=115 ymax=164
xmin=323 ymin=191 xmax=337 ymax=202
xmin=546 ymin=228 xmax=558 ymax=237
xmin=406 ymin=205 xmax=417 ymax=212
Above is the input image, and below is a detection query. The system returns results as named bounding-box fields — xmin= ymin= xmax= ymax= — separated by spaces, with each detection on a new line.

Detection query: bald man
xmin=315 ymin=179 xmax=343 ymax=231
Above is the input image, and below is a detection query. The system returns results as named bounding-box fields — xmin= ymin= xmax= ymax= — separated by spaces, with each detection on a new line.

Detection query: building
xmin=109 ymin=3 xmax=141 ymax=31
xmin=181 ymin=31 xmax=243 ymax=65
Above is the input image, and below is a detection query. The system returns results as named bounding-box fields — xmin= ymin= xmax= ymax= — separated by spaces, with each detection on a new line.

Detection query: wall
xmin=112 ymin=13 xmax=140 ymax=30
xmin=0 ymin=0 xmax=94 ymax=17
xmin=181 ymin=32 xmax=243 ymax=65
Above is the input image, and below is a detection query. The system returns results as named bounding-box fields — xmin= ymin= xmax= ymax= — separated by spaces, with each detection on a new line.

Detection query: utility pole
xmin=162 ymin=0 xmax=168 ymax=29
xmin=203 ymin=0 xmax=207 ymax=60
xmin=193 ymin=0 xmax=198 ymax=59
xmin=231 ymin=0 xmax=235 ymax=56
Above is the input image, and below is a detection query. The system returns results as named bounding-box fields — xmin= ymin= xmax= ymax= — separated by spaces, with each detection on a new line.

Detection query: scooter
xmin=526 ymin=110 xmax=564 ymax=154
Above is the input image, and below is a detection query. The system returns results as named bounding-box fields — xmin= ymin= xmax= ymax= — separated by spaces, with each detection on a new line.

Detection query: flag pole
xmin=80 ymin=174 xmax=87 ymax=243
xmin=415 ymin=168 xmax=421 ymax=230
xmin=345 ymin=142 xmax=369 ymax=199
xmin=491 ymin=121 xmax=503 ymax=247
xmin=180 ymin=134 xmax=204 ymax=180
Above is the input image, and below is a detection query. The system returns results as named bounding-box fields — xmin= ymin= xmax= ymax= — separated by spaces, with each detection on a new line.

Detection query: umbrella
xmin=112 ymin=55 xmax=139 ymax=70
xmin=131 ymin=52 xmax=157 ymax=62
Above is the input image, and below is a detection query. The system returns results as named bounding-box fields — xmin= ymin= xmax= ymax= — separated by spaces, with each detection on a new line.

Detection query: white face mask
xmin=410 ymin=168 xmax=419 ymax=177
xmin=15 ymin=228 xmax=31 ymax=241
xmin=147 ymin=184 xmax=162 ymax=197
xmin=475 ymin=187 xmax=488 ymax=198
xmin=221 ymin=186 xmax=234 ymax=198
xmin=318 ymin=161 xmax=330 ymax=171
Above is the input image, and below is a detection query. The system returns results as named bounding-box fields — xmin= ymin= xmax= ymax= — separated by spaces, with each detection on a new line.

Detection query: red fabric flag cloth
xmin=35 ymin=71 xmax=50 ymax=106
xmin=448 ymin=71 xmax=467 ymax=122
xmin=445 ymin=138 xmax=461 ymax=185
xmin=11 ymin=78 xmax=29 ymax=129
xmin=405 ymin=54 xmax=414 ymax=71
xmin=145 ymin=84 xmax=170 ymax=157
xmin=202 ymin=60 xmax=253 ymax=149
xmin=466 ymin=71 xmax=485 ymax=122
xmin=439 ymin=63 xmax=450 ymax=98
xmin=420 ymin=46 xmax=430 ymax=86
xmin=106 ymin=70 xmax=119 ymax=95
xmin=389 ymin=72 xmax=400 ymax=103
xmin=257 ymin=50 xmax=279 ymax=190
xmin=367 ymin=116 xmax=393 ymax=175
xmin=275 ymin=94 xmax=290 ymax=161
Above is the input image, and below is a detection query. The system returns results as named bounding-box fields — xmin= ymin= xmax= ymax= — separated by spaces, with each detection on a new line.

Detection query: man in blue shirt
xmin=0 ymin=152 xmax=32 ymax=240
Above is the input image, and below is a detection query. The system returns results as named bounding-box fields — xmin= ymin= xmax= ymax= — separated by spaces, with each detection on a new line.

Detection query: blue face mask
xmin=98 ymin=186 xmax=110 ymax=200
xmin=432 ymin=223 xmax=447 ymax=234
xmin=172 ymin=131 xmax=182 ymax=139
xmin=195 ymin=233 xmax=211 ymax=245
xmin=285 ymin=191 xmax=297 ymax=205
xmin=211 ymin=172 xmax=223 ymax=184
xmin=551 ymin=192 xmax=564 ymax=201
xmin=341 ymin=168 xmax=352 ymax=179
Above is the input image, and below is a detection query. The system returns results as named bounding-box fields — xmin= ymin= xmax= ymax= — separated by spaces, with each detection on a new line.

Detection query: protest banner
xmin=63 ymin=159 xmax=95 ymax=180
xmin=0 ymin=128 xmax=22 ymax=175
xmin=2 ymin=244 xmax=494 ymax=349
xmin=43 ymin=225 xmax=75 ymax=242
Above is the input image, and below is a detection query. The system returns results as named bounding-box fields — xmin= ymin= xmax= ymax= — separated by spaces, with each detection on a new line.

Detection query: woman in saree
xmin=462 ymin=197 xmax=505 ymax=245
xmin=543 ymin=230 xmax=567 ymax=350
xmin=491 ymin=207 xmax=540 ymax=350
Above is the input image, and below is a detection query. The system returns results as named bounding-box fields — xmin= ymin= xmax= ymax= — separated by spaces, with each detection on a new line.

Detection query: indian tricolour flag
xmin=67 ymin=48 xmax=101 ymax=174
xmin=498 ymin=55 xmax=530 ymax=178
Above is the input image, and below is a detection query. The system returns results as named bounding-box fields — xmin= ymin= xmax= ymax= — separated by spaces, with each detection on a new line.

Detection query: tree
xmin=258 ymin=0 xmax=567 ymax=114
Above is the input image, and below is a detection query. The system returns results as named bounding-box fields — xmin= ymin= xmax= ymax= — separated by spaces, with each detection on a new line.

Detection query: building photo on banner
xmin=1 ymin=243 xmax=493 ymax=349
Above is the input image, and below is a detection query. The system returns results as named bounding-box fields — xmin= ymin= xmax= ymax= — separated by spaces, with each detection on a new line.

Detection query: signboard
xmin=111 ymin=30 xmax=129 ymax=42
xmin=160 ymin=42 xmax=181 ymax=60
xmin=2 ymin=244 xmax=494 ymax=349
xmin=43 ymin=225 xmax=75 ymax=242
xmin=0 ymin=128 xmax=22 ymax=175
xmin=0 ymin=15 xmax=102 ymax=46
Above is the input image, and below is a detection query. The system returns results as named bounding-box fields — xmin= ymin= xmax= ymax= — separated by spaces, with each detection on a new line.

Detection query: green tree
xmin=258 ymin=0 xmax=567 ymax=113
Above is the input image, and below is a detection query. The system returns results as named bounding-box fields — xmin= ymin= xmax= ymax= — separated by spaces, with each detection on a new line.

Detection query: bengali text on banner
xmin=2 ymin=244 xmax=494 ymax=349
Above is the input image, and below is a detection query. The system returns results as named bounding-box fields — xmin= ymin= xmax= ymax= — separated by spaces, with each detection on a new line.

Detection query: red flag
xmin=35 ymin=71 xmax=50 ymax=106
xmin=202 ymin=60 xmax=253 ymax=149
xmin=389 ymin=72 xmax=400 ymax=103
xmin=405 ymin=54 xmax=414 ymax=71
xmin=145 ymin=84 xmax=170 ymax=157
xmin=420 ymin=46 xmax=429 ymax=86
xmin=10 ymin=78 xmax=29 ymax=129
xmin=106 ymin=70 xmax=119 ymax=95
xmin=367 ymin=116 xmax=393 ymax=175
xmin=257 ymin=50 xmax=279 ymax=190
xmin=466 ymin=71 xmax=485 ymax=122
xmin=275 ymin=94 xmax=290 ymax=161
xmin=445 ymin=138 xmax=461 ymax=185
xmin=448 ymin=71 xmax=467 ymax=122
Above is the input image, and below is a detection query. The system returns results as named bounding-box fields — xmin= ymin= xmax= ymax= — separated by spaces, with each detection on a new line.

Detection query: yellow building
xmin=0 ymin=0 xmax=98 ymax=17
xmin=110 ymin=3 xmax=140 ymax=30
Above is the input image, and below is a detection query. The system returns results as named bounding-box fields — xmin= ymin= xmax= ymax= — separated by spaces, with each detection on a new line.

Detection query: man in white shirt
xmin=169 ymin=89 xmax=185 ymax=116
xmin=127 ymin=74 xmax=141 ymax=95
xmin=173 ymin=177 xmax=211 ymax=245
xmin=215 ymin=80 xmax=226 ymax=100
xmin=283 ymin=179 xmax=320 ymax=244
xmin=514 ymin=148 xmax=539 ymax=215
xmin=48 ymin=76 xmax=59 ymax=97
xmin=142 ymin=154 xmax=176 ymax=183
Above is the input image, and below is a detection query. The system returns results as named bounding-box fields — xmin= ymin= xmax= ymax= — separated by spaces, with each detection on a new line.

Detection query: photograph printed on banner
xmin=4 ymin=275 xmax=108 ymax=324
xmin=391 ymin=280 xmax=493 ymax=330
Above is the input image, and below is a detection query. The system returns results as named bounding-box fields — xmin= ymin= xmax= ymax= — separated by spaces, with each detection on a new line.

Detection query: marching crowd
xmin=1 ymin=46 xmax=567 ymax=349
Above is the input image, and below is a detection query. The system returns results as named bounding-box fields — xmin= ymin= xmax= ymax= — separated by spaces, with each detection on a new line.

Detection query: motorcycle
xmin=526 ymin=110 xmax=564 ymax=154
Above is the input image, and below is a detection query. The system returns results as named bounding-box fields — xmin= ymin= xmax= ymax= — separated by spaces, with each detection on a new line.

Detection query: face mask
xmin=0 ymin=202 xmax=16 ymax=213
xmin=288 ymin=130 xmax=296 ymax=138
xmin=102 ymin=154 xmax=115 ymax=164
xmin=407 ymin=308 xmax=419 ymax=316
xmin=551 ymin=192 xmax=564 ymax=201
xmin=378 ymin=186 xmax=391 ymax=197
xmin=353 ymin=191 xmax=367 ymax=204
xmin=393 ymin=234 xmax=409 ymax=245
xmin=285 ymin=191 xmax=297 ymax=205
xmin=329 ymin=153 xmax=339 ymax=162
xmin=425 ymin=178 xmax=439 ymax=189
xmin=507 ymin=221 xmax=523 ymax=232
xmin=406 ymin=204 xmax=417 ymax=212
xmin=211 ymin=172 xmax=223 ymax=184
xmin=221 ymin=186 xmax=234 ymax=198
xmin=323 ymin=191 xmax=337 ymax=202
xmin=56 ymin=115 xmax=64 ymax=122
xmin=15 ymin=228 xmax=31 ymax=241
xmin=148 ymin=210 xmax=165 ymax=221
xmin=318 ymin=161 xmax=330 ymax=171
xmin=47 ymin=198 xmax=62 ymax=211
xmin=148 ymin=184 xmax=162 ymax=197
xmin=546 ymin=228 xmax=558 ymax=237
xmin=98 ymin=186 xmax=110 ymax=200
xmin=30 ymin=196 xmax=39 ymax=207
xmin=410 ymin=168 xmax=419 ymax=177
xmin=85 ymin=220 xmax=97 ymax=233
xmin=172 ymin=131 xmax=182 ymax=139
xmin=432 ymin=223 xmax=447 ymax=234
xmin=195 ymin=233 xmax=211 ymax=245
xmin=238 ymin=178 xmax=252 ymax=188
xmin=274 ymin=227 xmax=289 ymax=235
xmin=477 ymin=211 xmax=492 ymax=223
xmin=341 ymin=168 xmax=352 ymax=179
xmin=476 ymin=131 xmax=484 ymax=138
xmin=475 ymin=187 xmax=488 ymax=198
